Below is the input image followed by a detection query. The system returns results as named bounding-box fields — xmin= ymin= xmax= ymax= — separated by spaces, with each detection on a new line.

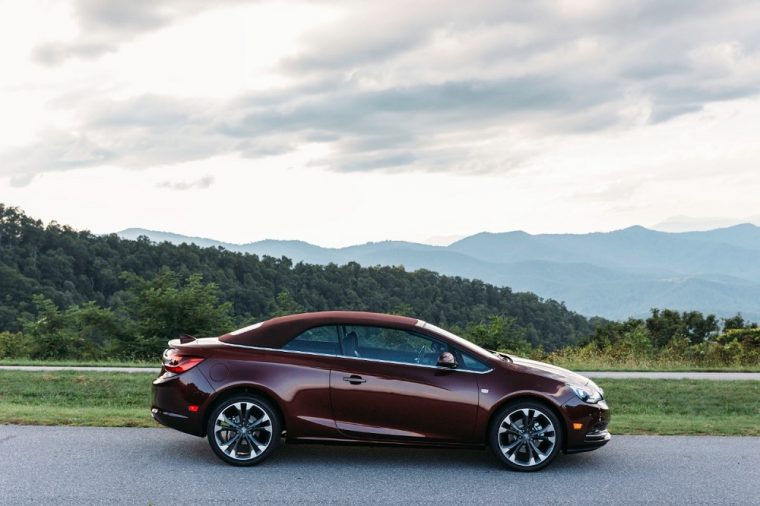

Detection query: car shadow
xmin=172 ymin=435 xmax=607 ymax=473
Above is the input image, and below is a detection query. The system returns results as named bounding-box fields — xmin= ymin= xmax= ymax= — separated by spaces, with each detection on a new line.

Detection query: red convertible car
xmin=152 ymin=311 xmax=610 ymax=471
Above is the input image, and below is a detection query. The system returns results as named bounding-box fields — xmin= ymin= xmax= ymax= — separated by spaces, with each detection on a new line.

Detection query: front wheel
xmin=206 ymin=394 xmax=281 ymax=466
xmin=489 ymin=401 xmax=563 ymax=472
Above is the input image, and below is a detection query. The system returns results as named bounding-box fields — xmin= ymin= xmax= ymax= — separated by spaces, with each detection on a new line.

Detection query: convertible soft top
xmin=219 ymin=311 xmax=419 ymax=348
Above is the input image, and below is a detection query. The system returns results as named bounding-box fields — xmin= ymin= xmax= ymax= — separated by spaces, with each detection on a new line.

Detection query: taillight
xmin=163 ymin=350 xmax=204 ymax=374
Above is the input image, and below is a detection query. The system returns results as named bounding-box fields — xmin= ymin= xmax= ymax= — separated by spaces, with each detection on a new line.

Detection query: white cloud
xmin=156 ymin=175 xmax=214 ymax=190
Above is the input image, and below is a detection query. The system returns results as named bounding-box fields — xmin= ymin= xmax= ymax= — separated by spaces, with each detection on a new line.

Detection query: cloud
xmin=7 ymin=0 xmax=760 ymax=182
xmin=573 ymin=179 xmax=644 ymax=204
xmin=156 ymin=175 xmax=215 ymax=190
xmin=8 ymin=173 xmax=37 ymax=188
xmin=0 ymin=131 xmax=114 ymax=179
xmin=0 ymin=75 xmax=607 ymax=179
xmin=31 ymin=0 xmax=251 ymax=65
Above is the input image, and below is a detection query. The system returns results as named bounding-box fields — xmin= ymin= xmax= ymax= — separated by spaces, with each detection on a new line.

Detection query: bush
xmin=28 ymin=329 xmax=98 ymax=360
xmin=125 ymin=270 xmax=233 ymax=339
xmin=10 ymin=270 xmax=235 ymax=361
xmin=0 ymin=331 xmax=31 ymax=358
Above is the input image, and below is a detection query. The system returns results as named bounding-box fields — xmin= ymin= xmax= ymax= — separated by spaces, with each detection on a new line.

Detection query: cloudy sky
xmin=1 ymin=0 xmax=760 ymax=246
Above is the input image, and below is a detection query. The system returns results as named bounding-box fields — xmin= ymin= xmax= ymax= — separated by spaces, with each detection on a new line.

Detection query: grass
xmin=596 ymin=379 xmax=760 ymax=436
xmin=0 ymin=371 xmax=158 ymax=427
xmin=0 ymin=371 xmax=758 ymax=435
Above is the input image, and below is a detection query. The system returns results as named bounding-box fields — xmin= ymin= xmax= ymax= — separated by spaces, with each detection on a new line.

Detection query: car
xmin=151 ymin=311 xmax=610 ymax=471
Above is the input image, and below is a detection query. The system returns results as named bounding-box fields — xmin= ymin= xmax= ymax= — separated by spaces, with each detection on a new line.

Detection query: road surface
xmin=0 ymin=426 xmax=757 ymax=505
xmin=1 ymin=364 xmax=758 ymax=380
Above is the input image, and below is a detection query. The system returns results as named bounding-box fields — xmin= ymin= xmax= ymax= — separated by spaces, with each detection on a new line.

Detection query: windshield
xmin=416 ymin=320 xmax=498 ymax=361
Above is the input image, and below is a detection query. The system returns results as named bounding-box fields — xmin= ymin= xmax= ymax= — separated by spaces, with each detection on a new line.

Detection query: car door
xmin=329 ymin=325 xmax=480 ymax=443
xmin=240 ymin=325 xmax=344 ymax=440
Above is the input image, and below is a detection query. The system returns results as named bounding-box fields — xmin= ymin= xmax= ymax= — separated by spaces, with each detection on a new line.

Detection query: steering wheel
xmin=417 ymin=342 xmax=445 ymax=365
xmin=416 ymin=345 xmax=428 ymax=364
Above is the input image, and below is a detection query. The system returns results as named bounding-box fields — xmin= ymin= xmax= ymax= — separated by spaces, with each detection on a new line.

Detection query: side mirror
xmin=437 ymin=351 xmax=458 ymax=369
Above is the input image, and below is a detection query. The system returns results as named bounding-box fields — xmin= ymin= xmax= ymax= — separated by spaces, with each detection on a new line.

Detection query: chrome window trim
xmin=341 ymin=323 xmax=493 ymax=373
xmin=218 ymin=341 xmax=494 ymax=375
xmin=229 ymin=321 xmax=264 ymax=335
xmin=415 ymin=320 xmax=494 ymax=363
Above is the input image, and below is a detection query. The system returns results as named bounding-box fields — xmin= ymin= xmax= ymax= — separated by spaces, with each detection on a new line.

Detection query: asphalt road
xmin=0 ymin=426 xmax=758 ymax=505
xmin=1 ymin=364 xmax=759 ymax=380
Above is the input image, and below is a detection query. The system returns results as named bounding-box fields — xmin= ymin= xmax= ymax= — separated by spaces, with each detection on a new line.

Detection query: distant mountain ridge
xmin=117 ymin=224 xmax=760 ymax=320
xmin=652 ymin=214 xmax=760 ymax=232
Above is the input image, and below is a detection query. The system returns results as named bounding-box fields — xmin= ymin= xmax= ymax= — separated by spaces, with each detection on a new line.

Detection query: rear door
xmin=329 ymin=325 xmax=481 ymax=443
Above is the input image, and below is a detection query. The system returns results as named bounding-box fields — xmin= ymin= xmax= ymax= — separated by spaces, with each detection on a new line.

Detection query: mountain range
xmin=117 ymin=224 xmax=760 ymax=321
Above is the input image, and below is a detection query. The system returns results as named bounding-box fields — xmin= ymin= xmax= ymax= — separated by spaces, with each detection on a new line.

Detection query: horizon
xmin=113 ymin=219 xmax=760 ymax=249
xmin=7 ymin=200 xmax=760 ymax=248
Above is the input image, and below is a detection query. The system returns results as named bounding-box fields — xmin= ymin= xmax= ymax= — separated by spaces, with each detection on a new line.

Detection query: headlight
xmin=567 ymin=383 xmax=603 ymax=404
xmin=587 ymin=380 xmax=604 ymax=398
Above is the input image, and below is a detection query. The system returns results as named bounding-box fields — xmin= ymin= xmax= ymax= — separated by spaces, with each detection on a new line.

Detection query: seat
xmin=343 ymin=331 xmax=360 ymax=357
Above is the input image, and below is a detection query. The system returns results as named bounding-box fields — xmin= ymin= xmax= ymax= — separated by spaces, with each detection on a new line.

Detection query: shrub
xmin=0 ymin=331 xmax=31 ymax=358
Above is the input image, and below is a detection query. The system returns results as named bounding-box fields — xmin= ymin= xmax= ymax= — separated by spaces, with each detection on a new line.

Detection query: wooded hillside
xmin=0 ymin=204 xmax=597 ymax=354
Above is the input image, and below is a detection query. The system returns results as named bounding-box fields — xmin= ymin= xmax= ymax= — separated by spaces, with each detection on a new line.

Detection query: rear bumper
xmin=561 ymin=398 xmax=611 ymax=454
xmin=151 ymin=367 xmax=215 ymax=437
xmin=151 ymin=407 xmax=198 ymax=436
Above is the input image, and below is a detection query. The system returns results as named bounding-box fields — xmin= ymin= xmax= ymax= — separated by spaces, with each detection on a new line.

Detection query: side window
xmin=459 ymin=352 xmax=490 ymax=372
xmin=282 ymin=326 xmax=340 ymax=355
xmin=342 ymin=325 xmax=447 ymax=366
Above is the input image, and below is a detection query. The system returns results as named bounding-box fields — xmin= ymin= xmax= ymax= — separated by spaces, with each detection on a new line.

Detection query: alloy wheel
xmin=213 ymin=401 xmax=274 ymax=461
xmin=497 ymin=407 xmax=557 ymax=468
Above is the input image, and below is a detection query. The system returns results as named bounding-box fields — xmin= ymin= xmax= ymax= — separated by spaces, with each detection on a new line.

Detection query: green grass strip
xmin=596 ymin=379 xmax=760 ymax=436
xmin=0 ymin=370 xmax=158 ymax=427
xmin=0 ymin=372 xmax=758 ymax=435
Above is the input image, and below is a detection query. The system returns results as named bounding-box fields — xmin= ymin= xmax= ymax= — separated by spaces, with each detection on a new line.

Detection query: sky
xmin=1 ymin=0 xmax=760 ymax=247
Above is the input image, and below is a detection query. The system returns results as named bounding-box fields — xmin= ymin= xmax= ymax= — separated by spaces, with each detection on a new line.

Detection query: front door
xmin=329 ymin=325 xmax=480 ymax=443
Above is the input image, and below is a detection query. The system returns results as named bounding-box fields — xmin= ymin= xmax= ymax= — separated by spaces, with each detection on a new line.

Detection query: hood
xmin=509 ymin=356 xmax=592 ymax=386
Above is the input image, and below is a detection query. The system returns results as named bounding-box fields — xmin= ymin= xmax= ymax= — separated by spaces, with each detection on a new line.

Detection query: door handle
xmin=342 ymin=375 xmax=366 ymax=385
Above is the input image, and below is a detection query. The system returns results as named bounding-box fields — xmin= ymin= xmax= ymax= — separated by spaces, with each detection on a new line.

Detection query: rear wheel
xmin=489 ymin=401 xmax=563 ymax=472
xmin=206 ymin=394 xmax=281 ymax=466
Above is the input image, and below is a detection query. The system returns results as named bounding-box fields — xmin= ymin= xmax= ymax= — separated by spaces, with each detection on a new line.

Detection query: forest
xmin=0 ymin=204 xmax=594 ymax=358
xmin=1 ymin=204 xmax=757 ymax=366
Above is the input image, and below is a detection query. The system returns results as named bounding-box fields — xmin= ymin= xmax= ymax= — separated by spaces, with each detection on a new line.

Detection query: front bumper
xmin=151 ymin=367 xmax=215 ymax=437
xmin=561 ymin=397 xmax=611 ymax=453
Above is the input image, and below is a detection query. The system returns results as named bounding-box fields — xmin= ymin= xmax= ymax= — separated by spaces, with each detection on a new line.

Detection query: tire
xmin=206 ymin=394 xmax=281 ymax=466
xmin=489 ymin=400 xmax=563 ymax=472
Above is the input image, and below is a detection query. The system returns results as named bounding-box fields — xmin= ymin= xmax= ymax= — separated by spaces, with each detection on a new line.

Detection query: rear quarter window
xmin=282 ymin=326 xmax=340 ymax=355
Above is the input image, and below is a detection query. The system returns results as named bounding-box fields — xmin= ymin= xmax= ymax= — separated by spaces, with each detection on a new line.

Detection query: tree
xmin=122 ymin=269 xmax=234 ymax=358
xmin=723 ymin=314 xmax=746 ymax=332
xmin=270 ymin=291 xmax=304 ymax=317
xmin=18 ymin=295 xmax=126 ymax=359
xmin=462 ymin=316 xmax=530 ymax=354
xmin=0 ymin=204 xmax=599 ymax=352
xmin=646 ymin=309 xmax=719 ymax=347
